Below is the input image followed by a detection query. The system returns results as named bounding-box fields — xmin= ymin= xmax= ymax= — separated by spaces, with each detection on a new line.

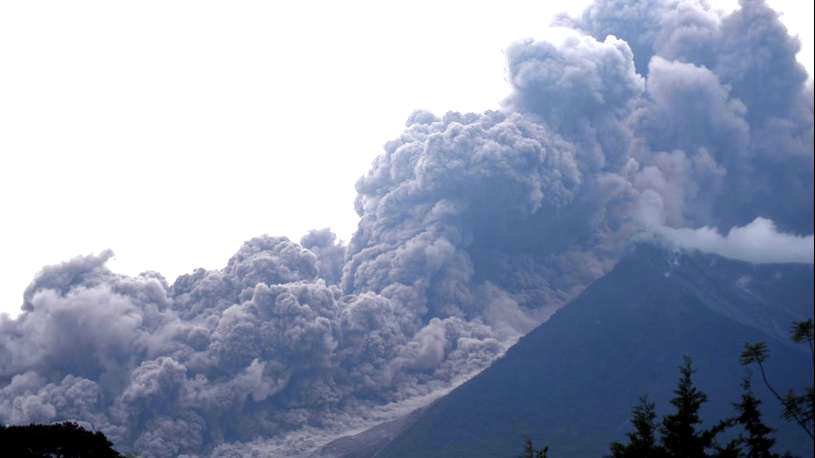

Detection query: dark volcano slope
xmin=376 ymin=244 xmax=814 ymax=458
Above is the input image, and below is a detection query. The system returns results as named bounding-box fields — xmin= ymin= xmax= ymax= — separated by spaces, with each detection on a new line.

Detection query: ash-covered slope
xmin=375 ymin=244 xmax=814 ymax=458
xmin=311 ymin=407 xmax=425 ymax=458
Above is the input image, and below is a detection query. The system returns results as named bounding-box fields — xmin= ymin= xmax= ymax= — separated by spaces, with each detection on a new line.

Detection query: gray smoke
xmin=1 ymin=0 xmax=812 ymax=456
xmin=559 ymin=0 xmax=813 ymax=233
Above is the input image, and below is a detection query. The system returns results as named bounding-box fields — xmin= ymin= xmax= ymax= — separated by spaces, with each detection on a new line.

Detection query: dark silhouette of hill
xmin=372 ymin=243 xmax=813 ymax=457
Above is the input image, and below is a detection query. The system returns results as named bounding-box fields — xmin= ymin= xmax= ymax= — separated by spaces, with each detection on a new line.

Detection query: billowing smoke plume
xmin=1 ymin=0 xmax=812 ymax=456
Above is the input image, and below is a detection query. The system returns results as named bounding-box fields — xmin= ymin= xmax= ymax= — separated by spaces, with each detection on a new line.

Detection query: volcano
xmin=322 ymin=243 xmax=814 ymax=457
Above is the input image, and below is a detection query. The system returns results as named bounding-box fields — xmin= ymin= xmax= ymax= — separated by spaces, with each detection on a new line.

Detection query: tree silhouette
xmin=732 ymin=375 xmax=781 ymax=458
xmin=0 ymin=422 xmax=124 ymax=458
xmin=741 ymin=319 xmax=814 ymax=440
xmin=518 ymin=435 xmax=549 ymax=458
xmin=609 ymin=356 xmax=733 ymax=457
xmin=609 ymin=396 xmax=666 ymax=457
xmin=660 ymin=356 xmax=730 ymax=457
xmin=521 ymin=319 xmax=813 ymax=457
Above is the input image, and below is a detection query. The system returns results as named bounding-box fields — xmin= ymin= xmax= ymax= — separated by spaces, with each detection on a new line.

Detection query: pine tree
xmin=609 ymin=396 xmax=666 ymax=457
xmin=660 ymin=356 xmax=730 ymax=457
xmin=734 ymin=376 xmax=780 ymax=458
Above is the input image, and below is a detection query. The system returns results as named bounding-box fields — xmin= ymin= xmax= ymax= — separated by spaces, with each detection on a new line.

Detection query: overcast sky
xmin=1 ymin=0 xmax=812 ymax=318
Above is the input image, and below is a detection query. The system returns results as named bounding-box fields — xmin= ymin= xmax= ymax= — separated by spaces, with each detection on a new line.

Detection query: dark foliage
xmin=518 ymin=436 xmax=549 ymax=458
xmin=660 ymin=356 xmax=730 ymax=456
xmin=742 ymin=319 xmax=814 ymax=440
xmin=733 ymin=376 xmax=781 ymax=458
xmin=609 ymin=337 xmax=810 ymax=458
xmin=609 ymin=396 xmax=665 ymax=457
xmin=0 ymin=422 xmax=124 ymax=458
xmin=610 ymin=357 xmax=733 ymax=457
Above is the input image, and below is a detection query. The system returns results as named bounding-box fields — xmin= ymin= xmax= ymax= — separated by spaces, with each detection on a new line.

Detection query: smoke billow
xmin=1 ymin=0 xmax=812 ymax=456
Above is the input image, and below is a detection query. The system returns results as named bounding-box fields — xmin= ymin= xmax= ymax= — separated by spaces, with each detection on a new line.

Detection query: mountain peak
xmin=373 ymin=244 xmax=813 ymax=457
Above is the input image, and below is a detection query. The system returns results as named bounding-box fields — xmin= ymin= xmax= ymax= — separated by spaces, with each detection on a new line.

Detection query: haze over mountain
xmin=1 ymin=0 xmax=812 ymax=456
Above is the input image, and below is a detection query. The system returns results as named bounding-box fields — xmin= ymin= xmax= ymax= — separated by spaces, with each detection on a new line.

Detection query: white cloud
xmin=658 ymin=217 xmax=814 ymax=264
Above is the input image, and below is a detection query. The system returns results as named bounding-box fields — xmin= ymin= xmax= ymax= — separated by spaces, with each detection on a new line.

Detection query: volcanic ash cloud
xmin=1 ymin=0 xmax=813 ymax=456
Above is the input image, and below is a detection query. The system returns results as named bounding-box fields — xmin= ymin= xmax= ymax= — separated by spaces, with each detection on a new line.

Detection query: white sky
xmin=1 ymin=0 xmax=812 ymax=318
